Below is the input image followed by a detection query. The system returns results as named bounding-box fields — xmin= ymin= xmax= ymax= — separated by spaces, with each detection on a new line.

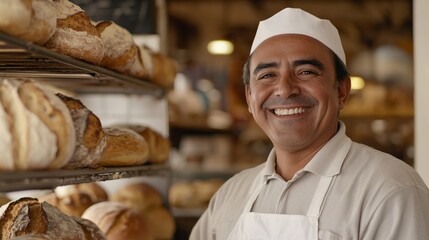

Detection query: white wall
xmin=414 ymin=0 xmax=429 ymax=185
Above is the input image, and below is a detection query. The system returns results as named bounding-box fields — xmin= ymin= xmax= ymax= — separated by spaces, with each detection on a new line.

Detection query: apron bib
xmin=226 ymin=175 xmax=334 ymax=240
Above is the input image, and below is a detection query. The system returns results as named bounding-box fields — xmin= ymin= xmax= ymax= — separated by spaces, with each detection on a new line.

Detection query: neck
xmin=274 ymin=151 xmax=314 ymax=181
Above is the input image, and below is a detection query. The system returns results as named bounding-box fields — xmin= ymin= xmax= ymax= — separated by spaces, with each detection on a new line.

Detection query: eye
xmin=257 ymin=72 xmax=276 ymax=80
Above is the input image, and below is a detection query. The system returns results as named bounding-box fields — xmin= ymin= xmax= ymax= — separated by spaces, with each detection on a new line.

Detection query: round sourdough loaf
xmin=95 ymin=21 xmax=143 ymax=76
xmin=17 ymin=80 xmax=76 ymax=169
xmin=0 ymin=79 xmax=75 ymax=170
xmin=17 ymin=0 xmax=57 ymax=45
xmin=82 ymin=201 xmax=154 ymax=240
xmin=44 ymin=0 xmax=104 ymax=64
xmin=137 ymin=45 xmax=177 ymax=88
xmin=56 ymin=93 xmax=106 ymax=169
xmin=111 ymin=124 xmax=171 ymax=164
xmin=0 ymin=198 xmax=105 ymax=240
xmin=97 ymin=128 xmax=149 ymax=167
xmin=0 ymin=0 xmax=32 ymax=36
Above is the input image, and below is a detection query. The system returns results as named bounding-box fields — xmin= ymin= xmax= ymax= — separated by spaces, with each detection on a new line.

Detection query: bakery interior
xmin=0 ymin=0 xmax=428 ymax=239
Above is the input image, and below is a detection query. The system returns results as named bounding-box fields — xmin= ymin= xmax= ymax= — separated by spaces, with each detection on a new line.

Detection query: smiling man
xmin=190 ymin=8 xmax=429 ymax=240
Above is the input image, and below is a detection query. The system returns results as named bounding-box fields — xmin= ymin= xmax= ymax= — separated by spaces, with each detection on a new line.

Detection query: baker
xmin=190 ymin=7 xmax=429 ymax=240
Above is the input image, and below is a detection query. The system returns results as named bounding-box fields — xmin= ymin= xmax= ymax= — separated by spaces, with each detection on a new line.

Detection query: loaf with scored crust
xmin=0 ymin=197 xmax=106 ymax=239
xmin=44 ymin=0 xmax=104 ymax=64
xmin=0 ymin=79 xmax=75 ymax=170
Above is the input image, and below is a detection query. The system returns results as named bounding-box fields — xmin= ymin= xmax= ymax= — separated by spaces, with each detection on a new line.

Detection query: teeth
xmin=274 ymin=108 xmax=305 ymax=116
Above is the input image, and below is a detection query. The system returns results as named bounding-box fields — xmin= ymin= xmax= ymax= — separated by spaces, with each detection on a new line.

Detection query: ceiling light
xmin=207 ymin=40 xmax=234 ymax=55
xmin=350 ymin=76 xmax=365 ymax=90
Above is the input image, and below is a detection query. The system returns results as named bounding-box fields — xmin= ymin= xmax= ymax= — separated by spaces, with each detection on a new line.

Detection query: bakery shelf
xmin=0 ymin=164 xmax=171 ymax=192
xmin=0 ymin=32 xmax=166 ymax=97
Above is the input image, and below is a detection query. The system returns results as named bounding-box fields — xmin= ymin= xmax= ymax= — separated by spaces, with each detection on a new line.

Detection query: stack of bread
xmin=0 ymin=197 xmax=106 ymax=239
xmin=0 ymin=0 xmax=177 ymax=88
xmin=0 ymin=78 xmax=171 ymax=171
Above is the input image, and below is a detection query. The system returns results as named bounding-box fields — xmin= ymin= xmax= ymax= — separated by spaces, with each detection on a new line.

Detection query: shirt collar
xmin=260 ymin=121 xmax=352 ymax=182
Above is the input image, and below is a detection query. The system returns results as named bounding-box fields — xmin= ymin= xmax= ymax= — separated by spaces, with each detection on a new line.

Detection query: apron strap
xmin=306 ymin=175 xmax=334 ymax=218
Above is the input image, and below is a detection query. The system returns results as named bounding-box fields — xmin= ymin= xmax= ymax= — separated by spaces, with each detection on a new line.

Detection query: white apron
xmin=226 ymin=174 xmax=334 ymax=240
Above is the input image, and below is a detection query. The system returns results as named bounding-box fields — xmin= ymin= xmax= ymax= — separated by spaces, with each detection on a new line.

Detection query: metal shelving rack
xmin=0 ymin=32 xmax=170 ymax=192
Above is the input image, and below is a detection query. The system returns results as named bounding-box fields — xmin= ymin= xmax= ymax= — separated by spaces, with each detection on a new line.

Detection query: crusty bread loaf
xmin=0 ymin=197 xmax=105 ymax=239
xmin=56 ymin=93 xmax=106 ymax=168
xmin=44 ymin=0 xmax=104 ymax=64
xmin=17 ymin=0 xmax=57 ymax=45
xmin=95 ymin=21 xmax=145 ymax=77
xmin=0 ymin=79 xmax=75 ymax=170
xmin=82 ymin=201 xmax=154 ymax=240
xmin=111 ymin=182 xmax=163 ymax=212
xmin=17 ymin=80 xmax=76 ymax=169
xmin=150 ymin=52 xmax=177 ymax=89
xmin=0 ymin=0 xmax=32 ymax=36
xmin=138 ymin=45 xmax=177 ymax=89
xmin=110 ymin=124 xmax=170 ymax=164
xmin=97 ymin=128 xmax=149 ymax=167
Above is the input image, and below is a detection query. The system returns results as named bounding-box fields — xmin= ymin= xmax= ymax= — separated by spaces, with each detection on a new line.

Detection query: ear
xmin=338 ymin=77 xmax=351 ymax=109
xmin=245 ymin=84 xmax=253 ymax=113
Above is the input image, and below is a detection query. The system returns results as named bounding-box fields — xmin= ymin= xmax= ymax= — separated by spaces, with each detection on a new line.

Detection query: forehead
xmin=250 ymin=34 xmax=333 ymax=65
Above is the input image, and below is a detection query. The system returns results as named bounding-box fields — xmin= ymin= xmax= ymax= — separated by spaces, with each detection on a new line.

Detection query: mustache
xmin=262 ymin=95 xmax=317 ymax=109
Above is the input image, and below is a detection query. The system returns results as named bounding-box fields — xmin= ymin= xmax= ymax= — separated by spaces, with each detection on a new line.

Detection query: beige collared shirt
xmin=190 ymin=122 xmax=429 ymax=240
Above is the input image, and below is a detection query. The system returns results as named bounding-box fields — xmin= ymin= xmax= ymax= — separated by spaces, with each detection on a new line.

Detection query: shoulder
xmin=345 ymin=141 xmax=428 ymax=193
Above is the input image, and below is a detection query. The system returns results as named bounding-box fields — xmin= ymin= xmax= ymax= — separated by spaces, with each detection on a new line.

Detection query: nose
xmin=274 ymin=75 xmax=300 ymax=97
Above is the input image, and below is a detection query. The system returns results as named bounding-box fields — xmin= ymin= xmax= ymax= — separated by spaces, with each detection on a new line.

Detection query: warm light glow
xmin=207 ymin=40 xmax=234 ymax=55
xmin=350 ymin=76 xmax=365 ymax=90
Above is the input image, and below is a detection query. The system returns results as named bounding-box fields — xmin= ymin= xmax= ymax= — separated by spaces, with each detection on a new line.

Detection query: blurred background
xmin=65 ymin=0 xmax=417 ymax=238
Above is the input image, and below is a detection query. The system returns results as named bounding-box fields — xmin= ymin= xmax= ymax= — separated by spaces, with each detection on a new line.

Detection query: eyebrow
xmin=253 ymin=62 xmax=279 ymax=75
xmin=253 ymin=59 xmax=325 ymax=76
xmin=293 ymin=59 xmax=324 ymax=70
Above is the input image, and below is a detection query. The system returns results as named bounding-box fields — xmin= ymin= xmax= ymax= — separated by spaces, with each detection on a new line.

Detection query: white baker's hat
xmin=250 ymin=8 xmax=346 ymax=65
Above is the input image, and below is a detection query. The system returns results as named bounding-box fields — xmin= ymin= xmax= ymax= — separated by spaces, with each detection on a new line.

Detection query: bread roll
xmin=0 ymin=197 xmax=105 ymax=239
xmin=17 ymin=0 xmax=57 ymax=45
xmin=56 ymin=93 xmax=106 ymax=168
xmin=0 ymin=0 xmax=32 ymax=36
xmin=110 ymin=124 xmax=170 ymax=164
xmin=111 ymin=182 xmax=163 ymax=212
xmin=82 ymin=201 xmax=154 ymax=240
xmin=44 ymin=0 xmax=104 ymax=64
xmin=97 ymin=128 xmax=149 ymax=167
xmin=0 ymin=79 xmax=72 ymax=170
xmin=17 ymin=80 xmax=76 ymax=169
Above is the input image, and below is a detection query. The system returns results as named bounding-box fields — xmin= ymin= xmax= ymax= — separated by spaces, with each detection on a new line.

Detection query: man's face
xmin=246 ymin=34 xmax=350 ymax=154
